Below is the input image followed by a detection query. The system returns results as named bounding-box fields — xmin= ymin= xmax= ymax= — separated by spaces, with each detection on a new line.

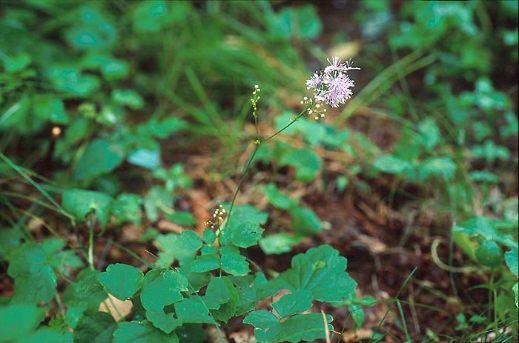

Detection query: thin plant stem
xmin=87 ymin=213 xmax=95 ymax=270
xmin=226 ymin=106 xmax=309 ymax=221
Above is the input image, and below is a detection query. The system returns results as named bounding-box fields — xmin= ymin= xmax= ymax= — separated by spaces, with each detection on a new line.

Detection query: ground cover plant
xmin=0 ymin=1 xmax=518 ymax=342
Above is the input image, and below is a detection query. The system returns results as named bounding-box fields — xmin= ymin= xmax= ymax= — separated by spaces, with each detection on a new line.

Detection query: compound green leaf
xmin=190 ymin=254 xmax=220 ymax=273
xmin=98 ymin=263 xmax=144 ymax=300
xmin=7 ymin=243 xmax=57 ymax=304
xmin=174 ymin=298 xmax=213 ymax=324
xmin=220 ymin=221 xmax=264 ymax=248
xmin=220 ymin=245 xmax=249 ymax=276
xmin=272 ymin=289 xmax=313 ymax=318
xmin=62 ymin=189 xmax=114 ymax=229
xmin=156 ymin=231 xmax=202 ymax=267
xmin=220 ymin=204 xmax=267 ymax=248
xmin=141 ymin=270 xmax=188 ymax=333
xmin=204 ymin=276 xmax=239 ymax=322
xmin=229 ymin=273 xmax=272 ymax=316
xmin=279 ymin=245 xmax=357 ymax=303
xmin=72 ymin=139 xmax=124 ymax=181
xmin=113 ymin=321 xmax=178 ymax=343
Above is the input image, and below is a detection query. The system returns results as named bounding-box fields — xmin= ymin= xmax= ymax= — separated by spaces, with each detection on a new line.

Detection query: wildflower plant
xmin=0 ymin=57 xmax=361 ymax=343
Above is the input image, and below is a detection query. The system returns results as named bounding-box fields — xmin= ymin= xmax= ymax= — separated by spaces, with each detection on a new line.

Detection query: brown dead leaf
xmin=99 ymin=294 xmax=133 ymax=321
xmin=327 ymin=41 xmax=363 ymax=61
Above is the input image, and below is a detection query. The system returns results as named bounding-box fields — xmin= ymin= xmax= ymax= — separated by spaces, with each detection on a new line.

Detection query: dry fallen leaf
xmin=99 ymin=294 xmax=133 ymax=321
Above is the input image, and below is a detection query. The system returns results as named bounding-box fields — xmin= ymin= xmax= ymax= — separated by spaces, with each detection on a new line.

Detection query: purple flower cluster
xmin=306 ymin=57 xmax=360 ymax=108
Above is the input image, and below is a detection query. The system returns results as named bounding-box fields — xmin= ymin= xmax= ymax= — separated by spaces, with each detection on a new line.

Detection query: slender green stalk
xmin=226 ymin=106 xmax=308 ymax=221
xmin=87 ymin=213 xmax=95 ymax=270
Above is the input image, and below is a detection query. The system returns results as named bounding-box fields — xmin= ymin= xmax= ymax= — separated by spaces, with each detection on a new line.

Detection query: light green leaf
xmin=62 ymin=189 xmax=114 ymax=229
xmin=3 ymin=52 xmax=32 ymax=72
xmin=373 ymin=154 xmax=414 ymax=174
xmin=72 ymin=139 xmax=124 ymax=181
xmin=418 ymin=156 xmax=456 ymax=181
xmin=98 ymin=263 xmax=144 ymax=301
xmin=144 ymin=186 xmax=173 ymax=222
xmin=112 ymin=89 xmax=144 ymax=109
xmin=190 ymin=254 xmax=220 ymax=273
xmin=156 ymin=231 xmax=202 ymax=267
xmin=280 ymin=245 xmax=357 ymax=303
xmin=259 ymin=233 xmax=303 ymax=255
xmin=418 ymin=118 xmax=441 ymax=151
xmin=113 ymin=193 xmax=142 ymax=224
xmin=128 ymin=148 xmax=161 ymax=169
xmin=221 ymin=245 xmax=249 ymax=275
xmin=220 ymin=221 xmax=264 ymax=248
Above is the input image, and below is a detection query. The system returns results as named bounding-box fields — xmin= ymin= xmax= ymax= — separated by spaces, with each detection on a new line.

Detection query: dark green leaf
xmin=74 ymin=311 xmax=116 ymax=343
xmin=174 ymin=298 xmax=213 ymax=324
xmin=7 ymin=243 xmax=57 ymax=304
xmin=72 ymin=139 xmax=124 ymax=181
xmin=279 ymin=146 xmax=322 ymax=182
xmin=0 ymin=304 xmax=42 ymax=341
xmin=290 ymin=207 xmax=322 ymax=236
xmin=113 ymin=321 xmax=179 ymax=343
xmin=272 ymin=290 xmax=313 ymax=317
xmin=263 ymin=183 xmax=298 ymax=210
